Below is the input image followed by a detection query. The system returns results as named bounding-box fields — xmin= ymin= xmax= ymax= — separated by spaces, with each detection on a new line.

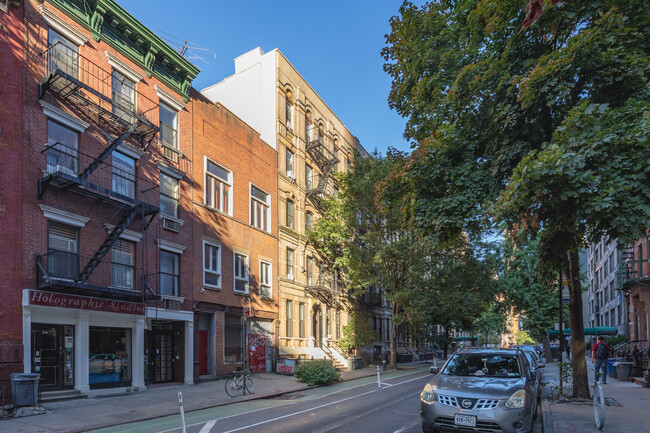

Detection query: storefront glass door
xmin=32 ymin=324 xmax=74 ymax=390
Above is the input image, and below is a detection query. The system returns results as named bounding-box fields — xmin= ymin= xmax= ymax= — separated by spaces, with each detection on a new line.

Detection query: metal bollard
xmin=377 ymin=365 xmax=381 ymax=390
xmin=178 ymin=392 xmax=187 ymax=433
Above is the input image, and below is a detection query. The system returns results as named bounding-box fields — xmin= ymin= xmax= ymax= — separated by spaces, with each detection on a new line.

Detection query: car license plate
xmin=454 ymin=414 xmax=477 ymax=427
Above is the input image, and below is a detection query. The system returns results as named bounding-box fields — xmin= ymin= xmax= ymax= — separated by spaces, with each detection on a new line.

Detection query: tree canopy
xmin=381 ymin=0 xmax=649 ymax=397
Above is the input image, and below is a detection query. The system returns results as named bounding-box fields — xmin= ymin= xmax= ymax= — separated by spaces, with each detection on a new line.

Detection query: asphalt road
xmin=93 ymin=370 xmax=543 ymax=433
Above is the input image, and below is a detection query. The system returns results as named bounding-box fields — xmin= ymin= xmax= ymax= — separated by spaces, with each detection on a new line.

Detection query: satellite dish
xmin=154 ymin=29 xmax=216 ymax=66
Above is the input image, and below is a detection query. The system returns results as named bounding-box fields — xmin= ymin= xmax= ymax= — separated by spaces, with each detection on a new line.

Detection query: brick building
xmin=5 ymin=0 xmax=200 ymax=393
xmin=189 ymin=92 xmax=278 ymax=378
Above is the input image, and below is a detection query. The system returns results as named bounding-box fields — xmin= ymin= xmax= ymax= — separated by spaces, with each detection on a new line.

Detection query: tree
xmin=382 ymin=0 xmax=650 ymax=398
xmin=339 ymin=312 xmax=380 ymax=356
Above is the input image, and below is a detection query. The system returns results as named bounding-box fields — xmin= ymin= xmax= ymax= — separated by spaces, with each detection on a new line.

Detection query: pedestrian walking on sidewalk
xmin=591 ymin=336 xmax=610 ymax=384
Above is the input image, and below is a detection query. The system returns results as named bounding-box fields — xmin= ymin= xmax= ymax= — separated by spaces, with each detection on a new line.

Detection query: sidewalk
xmin=542 ymin=361 xmax=649 ymax=433
xmin=0 ymin=361 xmax=432 ymax=433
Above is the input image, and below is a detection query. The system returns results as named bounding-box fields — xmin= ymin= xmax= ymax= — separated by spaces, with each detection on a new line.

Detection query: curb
xmin=542 ymin=397 xmax=554 ymax=433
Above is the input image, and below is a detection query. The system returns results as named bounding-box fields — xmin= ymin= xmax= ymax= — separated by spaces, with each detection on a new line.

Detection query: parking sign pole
xmin=558 ymin=272 xmax=563 ymax=396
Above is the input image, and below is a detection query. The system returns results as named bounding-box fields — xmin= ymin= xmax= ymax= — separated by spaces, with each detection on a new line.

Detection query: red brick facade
xmin=190 ymin=91 xmax=278 ymax=377
xmin=0 ymin=1 xmax=26 ymax=385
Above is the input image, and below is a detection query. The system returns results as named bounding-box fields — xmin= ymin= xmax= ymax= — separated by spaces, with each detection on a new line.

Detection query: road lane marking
xmin=199 ymin=419 xmax=217 ymax=433
xmin=393 ymin=418 xmax=421 ymax=433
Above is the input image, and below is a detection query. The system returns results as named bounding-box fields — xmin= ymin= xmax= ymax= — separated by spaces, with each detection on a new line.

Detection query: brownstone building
xmin=3 ymin=0 xmax=200 ymax=393
xmin=190 ymin=92 xmax=278 ymax=377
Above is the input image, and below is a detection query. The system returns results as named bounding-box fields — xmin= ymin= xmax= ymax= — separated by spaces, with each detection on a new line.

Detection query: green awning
xmin=454 ymin=336 xmax=478 ymax=341
xmin=548 ymin=327 xmax=618 ymax=337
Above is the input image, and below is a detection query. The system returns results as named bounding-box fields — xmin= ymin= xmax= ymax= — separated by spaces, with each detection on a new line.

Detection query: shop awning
xmin=453 ymin=336 xmax=478 ymax=341
xmin=548 ymin=326 xmax=618 ymax=337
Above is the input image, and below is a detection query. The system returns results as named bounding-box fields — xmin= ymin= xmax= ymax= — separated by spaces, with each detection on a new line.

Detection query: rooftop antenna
xmin=154 ymin=29 xmax=216 ymax=66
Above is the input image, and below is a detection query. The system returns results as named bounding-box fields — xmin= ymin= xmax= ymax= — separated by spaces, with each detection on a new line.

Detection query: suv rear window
xmin=443 ymin=353 xmax=521 ymax=377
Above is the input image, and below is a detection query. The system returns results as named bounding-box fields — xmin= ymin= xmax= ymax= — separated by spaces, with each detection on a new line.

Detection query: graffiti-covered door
xmin=248 ymin=334 xmax=266 ymax=372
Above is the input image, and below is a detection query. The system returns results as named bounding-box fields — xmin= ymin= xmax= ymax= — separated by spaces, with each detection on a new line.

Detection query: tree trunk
xmin=390 ymin=301 xmax=398 ymax=369
xmin=564 ymin=250 xmax=590 ymax=398
xmin=540 ymin=331 xmax=553 ymax=362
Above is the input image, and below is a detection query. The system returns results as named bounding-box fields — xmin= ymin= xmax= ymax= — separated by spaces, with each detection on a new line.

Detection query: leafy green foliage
xmin=294 ymin=359 xmax=341 ymax=386
xmin=516 ymin=330 xmax=535 ymax=345
xmin=382 ymin=0 xmax=649 ymax=398
xmin=339 ymin=312 xmax=381 ymax=355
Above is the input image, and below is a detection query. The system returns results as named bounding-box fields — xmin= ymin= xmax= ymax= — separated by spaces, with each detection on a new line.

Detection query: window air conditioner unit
xmin=163 ymin=298 xmax=181 ymax=311
xmin=162 ymin=216 xmax=180 ymax=233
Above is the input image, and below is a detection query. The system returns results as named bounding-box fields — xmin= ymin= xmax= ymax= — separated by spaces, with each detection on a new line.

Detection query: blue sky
xmin=117 ymin=0 xmax=416 ymax=155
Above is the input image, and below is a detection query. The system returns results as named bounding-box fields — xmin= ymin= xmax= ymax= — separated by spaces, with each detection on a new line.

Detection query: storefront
xmin=145 ymin=307 xmax=194 ymax=385
xmin=23 ymin=290 xmax=146 ymax=391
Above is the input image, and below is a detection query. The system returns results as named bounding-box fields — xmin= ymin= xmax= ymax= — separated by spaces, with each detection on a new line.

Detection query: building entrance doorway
xmin=312 ymin=306 xmax=322 ymax=348
xmin=146 ymin=322 xmax=176 ymax=384
xmin=31 ymin=324 xmax=74 ymax=390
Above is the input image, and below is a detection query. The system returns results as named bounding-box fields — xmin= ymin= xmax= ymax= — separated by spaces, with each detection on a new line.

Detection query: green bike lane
xmin=91 ymin=366 xmax=431 ymax=433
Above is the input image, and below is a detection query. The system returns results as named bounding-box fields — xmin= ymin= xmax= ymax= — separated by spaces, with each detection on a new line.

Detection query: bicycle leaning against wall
xmin=225 ymin=367 xmax=254 ymax=398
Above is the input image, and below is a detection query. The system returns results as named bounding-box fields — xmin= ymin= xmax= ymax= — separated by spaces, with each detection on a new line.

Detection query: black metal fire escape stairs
xmin=306 ymin=131 xmax=339 ymax=212
xmin=37 ymin=43 xmax=161 ymax=297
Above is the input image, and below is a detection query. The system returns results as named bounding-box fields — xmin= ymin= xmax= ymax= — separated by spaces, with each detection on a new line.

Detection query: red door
xmin=199 ymin=330 xmax=208 ymax=375
xmin=248 ymin=334 xmax=266 ymax=372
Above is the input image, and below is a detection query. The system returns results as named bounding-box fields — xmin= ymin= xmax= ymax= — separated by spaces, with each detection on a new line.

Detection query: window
xmin=286 ymin=248 xmax=294 ymax=280
xmin=234 ymin=253 xmax=249 ymax=293
xmin=334 ymin=148 xmax=339 ymax=171
xmin=299 ymin=303 xmax=305 ymax=338
xmin=159 ymin=103 xmax=178 ymax=149
xmin=260 ymin=260 xmax=272 ymax=298
xmin=47 ymin=28 xmax=77 ymax=78
xmin=305 ymin=211 xmax=313 ymax=232
xmin=160 ymin=250 xmax=179 ymax=296
xmin=203 ymin=241 xmax=220 ymax=289
xmin=346 ymin=157 xmax=350 ymax=172
xmin=286 ymin=300 xmax=293 ymax=337
xmin=205 ymin=159 xmax=231 ymax=213
xmin=304 ymin=114 xmax=311 ymax=142
xmin=160 ymin=173 xmax=179 ymax=218
xmin=286 ymin=150 xmax=294 ymax=179
xmin=306 ymin=257 xmax=314 ymax=286
xmin=336 ymin=310 xmax=341 ymax=339
xmin=224 ymin=313 xmax=243 ymax=363
xmin=111 ymin=239 xmax=134 ymax=289
xmin=285 ymin=98 xmax=293 ymax=130
xmin=112 ymin=152 xmax=135 ymax=199
xmin=305 ymin=164 xmax=313 ymax=190
xmin=112 ymin=70 xmax=135 ymax=120
xmin=48 ymin=221 xmax=79 ymax=280
xmin=250 ymin=185 xmax=270 ymax=231
xmin=286 ymin=200 xmax=294 ymax=229
xmin=47 ymin=120 xmax=78 ymax=175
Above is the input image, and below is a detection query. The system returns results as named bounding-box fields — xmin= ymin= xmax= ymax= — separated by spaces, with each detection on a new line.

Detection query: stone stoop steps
xmin=39 ymin=389 xmax=87 ymax=403
xmin=631 ymin=376 xmax=649 ymax=387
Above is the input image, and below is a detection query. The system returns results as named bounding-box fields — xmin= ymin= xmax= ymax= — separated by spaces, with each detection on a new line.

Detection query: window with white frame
xmin=111 ymin=239 xmax=135 ymax=289
xmin=159 ymin=102 xmax=178 ymax=149
xmin=305 ymin=164 xmax=313 ymax=190
xmin=160 ymin=250 xmax=179 ymax=296
xmin=299 ymin=303 xmax=305 ymax=338
xmin=47 ymin=119 xmax=78 ymax=176
xmin=250 ymin=185 xmax=270 ymax=232
xmin=160 ymin=172 xmax=179 ymax=218
xmin=286 ymin=248 xmax=294 ymax=280
xmin=304 ymin=113 xmax=311 ymax=142
xmin=112 ymin=152 xmax=135 ymax=199
xmin=286 ymin=149 xmax=294 ymax=179
xmin=285 ymin=97 xmax=293 ymax=130
xmin=286 ymin=300 xmax=293 ymax=337
xmin=205 ymin=159 xmax=231 ymax=213
xmin=112 ymin=70 xmax=135 ymax=120
xmin=203 ymin=241 xmax=221 ymax=289
xmin=47 ymin=28 xmax=77 ymax=78
xmin=306 ymin=256 xmax=314 ymax=285
xmin=260 ymin=260 xmax=272 ymax=299
xmin=286 ymin=200 xmax=294 ymax=229
xmin=234 ymin=253 xmax=249 ymax=293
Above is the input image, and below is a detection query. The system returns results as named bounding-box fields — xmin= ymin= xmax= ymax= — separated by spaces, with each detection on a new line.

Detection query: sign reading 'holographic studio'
xmin=28 ymin=290 xmax=145 ymax=315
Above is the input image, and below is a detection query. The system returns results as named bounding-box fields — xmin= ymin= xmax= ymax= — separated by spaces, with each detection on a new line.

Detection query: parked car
xmin=420 ymin=348 xmax=538 ymax=433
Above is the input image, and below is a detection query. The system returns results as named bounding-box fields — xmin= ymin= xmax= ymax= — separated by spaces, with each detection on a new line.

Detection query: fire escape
xmin=305 ymin=126 xmax=339 ymax=213
xmin=35 ymin=42 xmax=160 ymax=302
xmin=617 ymin=244 xmax=650 ymax=291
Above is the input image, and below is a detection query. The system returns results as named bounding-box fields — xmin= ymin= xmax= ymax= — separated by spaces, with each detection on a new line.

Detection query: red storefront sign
xmin=248 ymin=334 xmax=267 ymax=372
xmin=28 ymin=290 xmax=146 ymax=315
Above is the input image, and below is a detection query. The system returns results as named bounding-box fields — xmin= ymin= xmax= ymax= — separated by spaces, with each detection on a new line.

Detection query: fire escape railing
xmin=616 ymin=245 xmax=650 ymax=291
xmin=306 ymin=269 xmax=347 ymax=310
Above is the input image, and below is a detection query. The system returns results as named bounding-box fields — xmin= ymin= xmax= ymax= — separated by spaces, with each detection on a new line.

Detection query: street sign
xmin=562 ymin=299 xmax=570 ymax=304
xmin=562 ymin=287 xmax=570 ymax=304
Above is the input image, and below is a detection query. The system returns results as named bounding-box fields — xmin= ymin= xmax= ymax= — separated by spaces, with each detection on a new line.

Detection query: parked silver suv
xmin=420 ymin=348 xmax=538 ymax=433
